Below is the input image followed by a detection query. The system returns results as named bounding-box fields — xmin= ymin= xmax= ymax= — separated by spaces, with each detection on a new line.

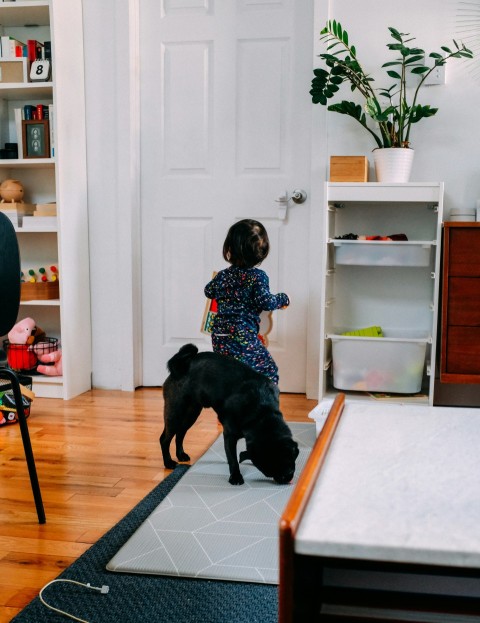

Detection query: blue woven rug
xmin=12 ymin=468 xmax=277 ymax=623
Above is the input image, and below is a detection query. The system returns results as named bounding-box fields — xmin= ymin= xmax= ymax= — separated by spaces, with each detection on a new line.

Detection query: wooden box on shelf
xmin=330 ymin=156 xmax=369 ymax=182
xmin=21 ymin=281 xmax=59 ymax=301
xmin=0 ymin=58 xmax=28 ymax=83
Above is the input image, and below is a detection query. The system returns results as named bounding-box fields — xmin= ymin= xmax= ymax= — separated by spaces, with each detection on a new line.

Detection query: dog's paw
xmin=164 ymin=459 xmax=178 ymax=470
xmin=229 ymin=473 xmax=244 ymax=485
xmin=177 ymin=452 xmax=190 ymax=463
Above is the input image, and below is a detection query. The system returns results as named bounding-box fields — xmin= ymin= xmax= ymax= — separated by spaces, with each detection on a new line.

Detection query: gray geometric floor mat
xmin=107 ymin=422 xmax=315 ymax=584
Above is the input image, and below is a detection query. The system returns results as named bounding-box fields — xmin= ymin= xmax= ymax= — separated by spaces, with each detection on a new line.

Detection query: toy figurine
xmin=0 ymin=179 xmax=24 ymax=203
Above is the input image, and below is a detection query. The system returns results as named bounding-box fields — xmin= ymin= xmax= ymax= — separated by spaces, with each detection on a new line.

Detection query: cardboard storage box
xmin=330 ymin=156 xmax=369 ymax=182
xmin=0 ymin=58 xmax=28 ymax=83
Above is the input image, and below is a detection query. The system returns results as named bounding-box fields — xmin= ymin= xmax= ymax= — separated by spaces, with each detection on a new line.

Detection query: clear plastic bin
xmin=328 ymin=332 xmax=429 ymax=393
xmin=332 ymin=240 xmax=433 ymax=266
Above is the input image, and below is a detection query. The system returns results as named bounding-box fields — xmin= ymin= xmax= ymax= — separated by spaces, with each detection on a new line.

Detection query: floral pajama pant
xmin=211 ymin=326 xmax=279 ymax=384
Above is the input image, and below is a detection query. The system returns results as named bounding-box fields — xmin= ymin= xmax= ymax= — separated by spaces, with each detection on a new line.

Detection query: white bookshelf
xmin=0 ymin=0 xmax=90 ymax=399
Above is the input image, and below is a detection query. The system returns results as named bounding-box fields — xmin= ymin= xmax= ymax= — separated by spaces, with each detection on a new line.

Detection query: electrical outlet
xmin=424 ymin=63 xmax=446 ymax=86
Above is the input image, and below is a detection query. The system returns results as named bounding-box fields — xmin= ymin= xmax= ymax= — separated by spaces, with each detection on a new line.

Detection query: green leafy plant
xmin=310 ymin=21 xmax=473 ymax=148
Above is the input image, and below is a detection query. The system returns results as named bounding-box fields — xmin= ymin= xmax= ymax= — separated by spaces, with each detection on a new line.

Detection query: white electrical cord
xmin=39 ymin=578 xmax=110 ymax=623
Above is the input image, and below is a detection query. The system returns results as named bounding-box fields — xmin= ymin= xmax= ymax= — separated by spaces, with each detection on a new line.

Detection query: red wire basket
xmin=3 ymin=337 xmax=59 ymax=373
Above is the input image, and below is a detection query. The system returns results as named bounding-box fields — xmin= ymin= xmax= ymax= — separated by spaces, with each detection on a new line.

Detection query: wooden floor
xmin=0 ymin=388 xmax=316 ymax=622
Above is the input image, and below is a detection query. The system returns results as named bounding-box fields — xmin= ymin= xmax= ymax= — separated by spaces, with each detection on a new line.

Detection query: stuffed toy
xmin=36 ymin=350 xmax=63 ymax=376
xmin=7 ymin=317 xmax=41 ymax=345
xmin=6 ymin=318 xmax=45 ymax=371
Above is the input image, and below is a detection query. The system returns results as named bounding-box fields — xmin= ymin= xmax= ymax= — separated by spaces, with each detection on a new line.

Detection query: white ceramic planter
xmin=373 ymin=148 xmax=415 ymax=183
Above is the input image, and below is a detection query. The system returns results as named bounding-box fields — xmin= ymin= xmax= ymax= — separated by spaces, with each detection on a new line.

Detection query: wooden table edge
xmin=278 ymin=392 xmax=345 ymax=623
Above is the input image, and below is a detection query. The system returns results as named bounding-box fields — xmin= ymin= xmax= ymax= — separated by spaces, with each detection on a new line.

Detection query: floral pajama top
xmin=204 ymin=266 xmax=289 ymax=384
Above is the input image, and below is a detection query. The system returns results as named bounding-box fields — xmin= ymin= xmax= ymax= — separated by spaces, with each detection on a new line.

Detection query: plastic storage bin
xmin=332 ymin=240 xmax=433 ymax=266
xmin=328 ymin=333 xmax=429 ymax=393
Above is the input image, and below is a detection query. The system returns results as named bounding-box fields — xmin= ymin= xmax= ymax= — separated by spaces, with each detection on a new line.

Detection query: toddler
xmin=204 ymin=219 xmax=289 ymax=384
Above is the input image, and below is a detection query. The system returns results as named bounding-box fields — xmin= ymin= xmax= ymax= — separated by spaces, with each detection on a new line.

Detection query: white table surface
xmin=296 ymin=402 xmax=480 ymax=568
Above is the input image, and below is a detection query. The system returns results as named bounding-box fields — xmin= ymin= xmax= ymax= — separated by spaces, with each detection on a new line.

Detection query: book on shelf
xmin=44 ymin=41 xmax=51 ymax=62
xmin=1 ymin=36 xmax=26 ymax=60
xmin=48 ymin=104 xmax=54 ymax=157
xmin=23 ymin=103 xmax=48 ymax=120
xmin=26 ymin=39 xmax=43 ymax=62
xmin=13 ymin=108 xmax=23 ymax=158
xmin=35 ymin=202 xmax=57 ymax=216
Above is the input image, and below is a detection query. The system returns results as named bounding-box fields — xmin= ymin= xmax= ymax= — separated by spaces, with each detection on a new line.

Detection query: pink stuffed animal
xmin=36 ymin=350 xmax=63 ymax=376
xmin=6 ymin=318 xmax=46 ymax=371
xmin=8 ymin=317 xmax=37 ymax=345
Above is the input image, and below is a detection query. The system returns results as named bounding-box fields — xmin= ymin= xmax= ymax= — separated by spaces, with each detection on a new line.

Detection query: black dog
xmin=160 ymin=343 xmax=299 ymax=485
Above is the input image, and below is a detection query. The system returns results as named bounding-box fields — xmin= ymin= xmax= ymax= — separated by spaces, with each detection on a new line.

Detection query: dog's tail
xmin=167 ymin=343 xmax=198 ymax=379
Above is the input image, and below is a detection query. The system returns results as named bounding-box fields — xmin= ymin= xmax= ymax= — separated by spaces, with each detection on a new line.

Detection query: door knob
xmin=274 ymin=189 xmax=308 ymax=219
xmin=291 ymin=189 xmax=307 ymax=204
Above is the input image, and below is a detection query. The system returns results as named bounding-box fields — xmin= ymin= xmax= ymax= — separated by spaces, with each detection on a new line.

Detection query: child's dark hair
xmin=223 ymin=219 xmax=270 ymax=268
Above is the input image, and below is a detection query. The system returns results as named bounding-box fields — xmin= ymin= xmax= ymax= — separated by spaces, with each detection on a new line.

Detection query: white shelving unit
xmin=318 ymin=182 xmax=444 ymax=408
xmin=0 ymin=0 xmax=90 ymax=399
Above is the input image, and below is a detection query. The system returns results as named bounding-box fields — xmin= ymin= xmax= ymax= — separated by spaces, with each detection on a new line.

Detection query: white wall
xmin=318 ymin=0 xmax=480 ymax=214
xmin=82 ymin=0 xmax=480 ymax=391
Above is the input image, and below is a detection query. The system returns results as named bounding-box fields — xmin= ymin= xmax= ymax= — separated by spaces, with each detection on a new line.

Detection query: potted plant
xmin=310 ymin=21 xmax=473 ymax=181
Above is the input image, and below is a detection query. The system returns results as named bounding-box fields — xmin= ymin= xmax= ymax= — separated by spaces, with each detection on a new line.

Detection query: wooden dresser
xmin=440 ymin=222 xmax=480 ymax=383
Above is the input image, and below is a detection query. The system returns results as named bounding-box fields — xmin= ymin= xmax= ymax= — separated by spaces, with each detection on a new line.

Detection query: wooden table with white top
xmin=279 ymin=394 xmax=480 ymax=622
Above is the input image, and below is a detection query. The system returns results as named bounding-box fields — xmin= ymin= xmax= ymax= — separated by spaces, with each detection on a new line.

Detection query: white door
xmin=140 ymin=0 xmax=313 ymax=392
